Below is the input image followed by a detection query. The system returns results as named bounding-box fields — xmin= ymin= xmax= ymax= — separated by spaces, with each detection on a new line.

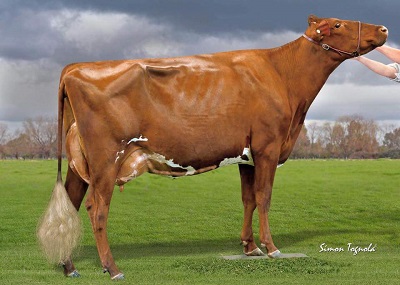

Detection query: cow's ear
xmin=316 ymin=20 xmax=330 ymax=36
xmin=307 ymin=17 xmax=330 ymax=42
xmin=308 ymin=15 xmax=320 ymax=26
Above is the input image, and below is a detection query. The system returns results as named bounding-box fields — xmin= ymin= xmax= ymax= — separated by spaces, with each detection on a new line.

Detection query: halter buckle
xmin=321 ymin=44 xmax=330 ymax=51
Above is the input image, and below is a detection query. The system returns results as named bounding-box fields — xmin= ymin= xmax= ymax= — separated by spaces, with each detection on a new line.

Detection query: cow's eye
xmin=335 ymin=23 xmax=341 ymax=28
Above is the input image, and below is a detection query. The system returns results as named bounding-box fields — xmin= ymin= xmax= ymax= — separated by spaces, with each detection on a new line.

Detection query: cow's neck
xmin=268 ymin=36 xmax=345 ymax=107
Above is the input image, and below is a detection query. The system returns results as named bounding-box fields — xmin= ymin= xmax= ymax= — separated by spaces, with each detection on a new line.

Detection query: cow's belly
xmin=66 ymin=123 xmax=254 ymax=186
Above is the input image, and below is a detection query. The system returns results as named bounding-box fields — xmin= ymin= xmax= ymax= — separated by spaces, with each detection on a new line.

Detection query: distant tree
xmin=291 ymin=126 xmax=310 ymax=158
xmin=377 ymin=123 xmax=396 ymax=146
xmin=383 ymin=127 xmax=400 ymax=150
xmin=337 ymin=115 xmax=379 ymax=158
xmin=329 ymin=122 xmax=346 ymax=158
xmin=5 ymin=132 xmax=31 ymax=159
xmin=23 ymin=116 xmax=57 ymax=158
xmin=0 ymin=123 xmax=9 ymax=158
xmin=314 ymin=122 xmax=333 ymax=158
xmin=307 ymin=122 xmax=318 ymax=146
xmin=0 ymin=122 xmax=8 ymax=144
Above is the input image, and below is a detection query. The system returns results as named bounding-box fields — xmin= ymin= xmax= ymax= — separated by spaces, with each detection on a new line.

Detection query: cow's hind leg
xmin=85 ymin=175 xmax=124 ymax=280
xmin=239 ymin=165 xmax=264 ymax=256
xmin=63 ymin=166 xmax=88 ymax=277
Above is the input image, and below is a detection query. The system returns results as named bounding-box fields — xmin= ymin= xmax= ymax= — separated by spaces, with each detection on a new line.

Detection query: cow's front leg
xmin=254 ymin=158 xmax=281 ymax=258
xmin=239 ymin=164 xmax=264 ymax=256
xmin=85 ymin=179 xmax=124 ymax=280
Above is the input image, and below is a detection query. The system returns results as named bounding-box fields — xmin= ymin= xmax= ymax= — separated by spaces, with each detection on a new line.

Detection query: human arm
xmin=353 ymin=56 xmax=397 ymax=79
xmin=376 ymin=45 xmax=400 ymax=63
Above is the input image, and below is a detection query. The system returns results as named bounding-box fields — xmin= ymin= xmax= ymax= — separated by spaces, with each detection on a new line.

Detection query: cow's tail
xmin=37 ymin=77 xmax=82 ymax=264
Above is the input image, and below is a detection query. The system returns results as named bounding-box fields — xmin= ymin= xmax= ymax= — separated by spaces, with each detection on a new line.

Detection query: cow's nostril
xmin=381 ymin=26 xmax=388 ymax=33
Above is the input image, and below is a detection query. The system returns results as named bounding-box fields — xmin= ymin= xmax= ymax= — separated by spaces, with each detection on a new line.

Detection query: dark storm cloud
xmin=2 ymin=0 xmax=399 ymax=62
xmin=4 ymin=0 xmax=399 ymax=37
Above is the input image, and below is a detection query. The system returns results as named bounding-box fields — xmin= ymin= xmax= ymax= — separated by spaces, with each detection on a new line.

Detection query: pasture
xmin=0 ymin=159 xmax=399 ymax=284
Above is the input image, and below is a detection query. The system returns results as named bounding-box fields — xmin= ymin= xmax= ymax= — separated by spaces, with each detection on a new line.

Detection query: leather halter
xmin=302 ymin=21 xmax=361 ymax=57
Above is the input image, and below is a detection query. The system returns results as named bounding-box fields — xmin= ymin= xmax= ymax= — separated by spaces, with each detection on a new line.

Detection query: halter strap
xmin=302 ymin=21 xmax=361 ymax=57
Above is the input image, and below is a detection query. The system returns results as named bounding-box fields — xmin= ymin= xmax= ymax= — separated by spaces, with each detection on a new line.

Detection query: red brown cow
xmin=38 ymin=15 xmax=387 ymax=280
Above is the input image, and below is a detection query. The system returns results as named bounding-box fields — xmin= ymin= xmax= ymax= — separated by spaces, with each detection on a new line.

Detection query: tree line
xmin=291 ymin=115 xmax=400 ymax=159
xmin=0 ymin=117 xmax=57 ymax=159
xmin=1 ymin=115 xmax=400 ymax=159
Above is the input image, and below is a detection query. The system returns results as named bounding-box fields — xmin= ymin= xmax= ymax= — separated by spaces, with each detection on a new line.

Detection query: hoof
xmin=67 ymin=270 xmax=81 ymax=278
xmin=111 ymin=273 xmax=125 ymax=281
xmin=267 ymin=249 xmax=282 ymax=258
xmin=244 ymin=247 xmax=265 ymax=256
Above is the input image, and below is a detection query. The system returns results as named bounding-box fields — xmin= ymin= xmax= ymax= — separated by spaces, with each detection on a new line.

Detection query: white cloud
xmin=47 ymin=9 xmax=300 ymax=59
xmin=308 ymin=83 xmax=400 ymax=121
xmin=50 ymin=10 xmax=169 ymax=58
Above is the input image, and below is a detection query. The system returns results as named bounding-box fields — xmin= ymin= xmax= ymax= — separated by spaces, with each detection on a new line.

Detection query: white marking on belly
xmin=219 ymin=147 xmax=254 ymax=167
xmin=128 ymin=135 xmax=148 ymax=144
xmin=148 ymin=153 xmax=196 ymax=175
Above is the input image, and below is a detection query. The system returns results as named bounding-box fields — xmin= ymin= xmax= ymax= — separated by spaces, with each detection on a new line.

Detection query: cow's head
xmin=305 ymin=15 xmax=388 ymax=58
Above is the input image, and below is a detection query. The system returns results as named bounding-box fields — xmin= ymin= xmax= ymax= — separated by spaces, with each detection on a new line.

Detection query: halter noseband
xmin=302 ymin=21 xmax=361 ymax=57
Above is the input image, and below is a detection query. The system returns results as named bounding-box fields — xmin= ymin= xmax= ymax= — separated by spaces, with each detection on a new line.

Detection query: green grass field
xmin=0 ymin=159 xmax=399 ymax=284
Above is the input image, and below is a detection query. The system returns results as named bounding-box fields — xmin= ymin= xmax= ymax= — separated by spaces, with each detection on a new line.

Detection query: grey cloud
xmin=0 ymin=9 xmax=64 ymax=61
xmin=0 ymin=59 xmax=60 ymax=121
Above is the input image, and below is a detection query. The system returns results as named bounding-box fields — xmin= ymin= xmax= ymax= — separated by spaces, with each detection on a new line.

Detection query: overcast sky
xmin=1 ymin=0 xmax=400 ymax=131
